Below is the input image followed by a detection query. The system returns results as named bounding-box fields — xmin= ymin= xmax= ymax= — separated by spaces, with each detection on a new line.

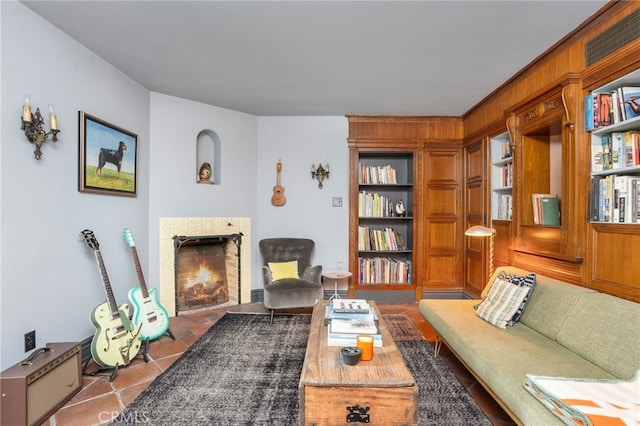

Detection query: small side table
xmin=322 ymin=271 xmax=352 ymax=300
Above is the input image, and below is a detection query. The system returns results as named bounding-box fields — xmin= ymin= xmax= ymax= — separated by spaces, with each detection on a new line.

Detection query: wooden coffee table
xmin=299 ymin=300 xmax=418 ymax=425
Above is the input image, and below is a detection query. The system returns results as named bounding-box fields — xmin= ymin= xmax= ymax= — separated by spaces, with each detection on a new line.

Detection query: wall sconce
xmin=310 ymin=162 xmax=329 ymax=189
xmin=465 ymin=225 xmax=496 ymax=280
xmin=21 ymin=96 xmax=60 ymax=159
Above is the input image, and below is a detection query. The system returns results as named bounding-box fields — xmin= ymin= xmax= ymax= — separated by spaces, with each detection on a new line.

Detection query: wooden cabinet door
xmin=463 ymin=140 xmax=487 ymax=298
xmin=422 ymin=148 xmax=463 ymax=291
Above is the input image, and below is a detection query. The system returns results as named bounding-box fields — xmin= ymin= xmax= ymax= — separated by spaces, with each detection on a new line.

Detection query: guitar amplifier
xmin=1 ymin=342 xmax=82 ymax=426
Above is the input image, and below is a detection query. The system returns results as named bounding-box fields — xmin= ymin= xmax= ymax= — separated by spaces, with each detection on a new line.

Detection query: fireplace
xmin=159 ymin=217 xmax=251 ymax=316
xmin=173 ymin=234 xmax=241 ymax=314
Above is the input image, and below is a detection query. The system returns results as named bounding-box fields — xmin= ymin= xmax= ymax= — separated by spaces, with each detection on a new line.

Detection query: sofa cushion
xmin=475 ymin=278 xmax=531 ymax=328
xmin=518 ymin=274 xmax=596 ymax=341
xmin=268 ymin=260 xmax=299 ymax=281
xmin=556 ymin=292 xmax=640 ymax=379
xmin=497 ymin=271 xmax=536 ymax=324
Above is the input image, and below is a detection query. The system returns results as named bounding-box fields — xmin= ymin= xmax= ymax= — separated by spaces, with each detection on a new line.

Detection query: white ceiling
xmin=22 ymin=1 xmax=608 ymax=116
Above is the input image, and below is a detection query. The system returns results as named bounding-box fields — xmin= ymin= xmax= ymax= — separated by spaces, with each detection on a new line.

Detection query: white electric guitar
xmin=123 ymin=227 xmax=171 ymax=341
xmin=81 ymin=230 xmax=142 ymax=368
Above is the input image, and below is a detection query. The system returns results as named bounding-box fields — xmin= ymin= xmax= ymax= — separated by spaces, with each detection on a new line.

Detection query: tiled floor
xmin=44 ymin=303 xmax=515 ymax=426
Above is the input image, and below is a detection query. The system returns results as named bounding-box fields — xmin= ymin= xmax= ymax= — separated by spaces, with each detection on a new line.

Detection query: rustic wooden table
xmin=298 ymin=300 xmax=418 ymax=425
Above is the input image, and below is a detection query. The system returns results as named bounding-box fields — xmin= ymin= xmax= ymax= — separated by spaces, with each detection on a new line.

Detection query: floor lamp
xmin=465 ymin=225 xmax=497 ymax=280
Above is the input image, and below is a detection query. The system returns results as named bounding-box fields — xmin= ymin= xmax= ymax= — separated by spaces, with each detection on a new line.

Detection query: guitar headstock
xmin=123 ymin=227 xmax=136 ymax=248
xmin=276 ymin=160 xmax=282 ymax=173
xmin=80 ymin=229 xmax=99 ymax=251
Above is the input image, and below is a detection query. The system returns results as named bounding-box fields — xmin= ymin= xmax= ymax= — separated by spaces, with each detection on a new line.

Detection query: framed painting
xmin=78 ymin=111 xmax=138 ymax=196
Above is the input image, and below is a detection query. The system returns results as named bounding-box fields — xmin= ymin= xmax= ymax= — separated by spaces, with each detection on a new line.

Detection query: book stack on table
xmin=325 ymin=299 xmax=382 ymax=347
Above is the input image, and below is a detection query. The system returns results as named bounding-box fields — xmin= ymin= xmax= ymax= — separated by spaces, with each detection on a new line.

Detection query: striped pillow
xmin=497 ymin=271 xmax=536 ymax=325
xmin=475 ymin=278 xmax=531 ymax=329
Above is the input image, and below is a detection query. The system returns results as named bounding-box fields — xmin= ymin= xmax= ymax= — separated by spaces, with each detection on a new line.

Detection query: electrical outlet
xmin=332 ymin=197 xmax=343 ymax=207
xmin=25 ymin=330 xmax=36 ymax=352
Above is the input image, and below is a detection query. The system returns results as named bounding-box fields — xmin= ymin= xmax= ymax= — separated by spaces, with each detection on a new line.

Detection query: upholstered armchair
xmin=259 ymin=238 xmax=324 ymax=324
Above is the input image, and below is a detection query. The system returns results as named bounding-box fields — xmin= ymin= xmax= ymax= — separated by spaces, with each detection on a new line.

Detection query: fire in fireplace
xmin=173 ymin=234 xmax=242 ymax=314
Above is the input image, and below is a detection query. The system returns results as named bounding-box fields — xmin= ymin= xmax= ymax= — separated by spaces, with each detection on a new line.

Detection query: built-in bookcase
xmin=586 ymin=68 xmax=640 ymax=224
xmin=356 ymin=153 xmax=414 ymax=286
xmin=490 ymin=131 xmax=513 ymax=221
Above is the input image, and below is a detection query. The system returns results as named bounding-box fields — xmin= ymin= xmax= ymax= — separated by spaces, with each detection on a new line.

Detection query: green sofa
xmin=418 ymin=266 xmax=640 ymax=425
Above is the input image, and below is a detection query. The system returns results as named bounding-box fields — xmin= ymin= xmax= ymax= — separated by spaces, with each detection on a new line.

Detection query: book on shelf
xmin=358 ymin=226 xmax=406 ymax=251
xmin=620 ymin=86 xmax=640 ymax=121
xmin=591 ymin=140 xmax=604 ymax=172
xmin=357 ymin=257 xmax=412 ymax=284
xmin=586 ymin=93 xmax=614 ymax=130
xmin=531 ymin=193 xmax=556 ymax=225
xmin=585 ymin=94 xmax=593 ymax=131
xmin=590 ymin=175 xmax=640 ymax=223
xmin=359 ymin=162 xmax=398 ymax=185
xmin=497 ymin=194 xmax=512 ymax=220
xmin=540 ymin=197 xmax=560 ymax=226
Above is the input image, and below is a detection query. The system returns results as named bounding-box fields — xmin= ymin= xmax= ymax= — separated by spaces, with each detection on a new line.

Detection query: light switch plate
xmin=332 ymin=197 xmax=343 ymax=207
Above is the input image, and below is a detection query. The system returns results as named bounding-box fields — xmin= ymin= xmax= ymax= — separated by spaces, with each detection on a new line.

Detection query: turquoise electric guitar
xmin=81 ymin=230 xmax=142 ymax=368
xmin=123 ymin=227 xmax=171 ymax=341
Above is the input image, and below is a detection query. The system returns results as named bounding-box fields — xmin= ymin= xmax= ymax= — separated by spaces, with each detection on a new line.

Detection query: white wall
xmin=256 ymin=117 xmax=349 ymax=286
xmin=147 ymin=93 xmax=259 ymax=294
xmin=1 ymin=2 xmax=150 ymax=369
xmin=0 ymin=2 xmax=350 ymax=370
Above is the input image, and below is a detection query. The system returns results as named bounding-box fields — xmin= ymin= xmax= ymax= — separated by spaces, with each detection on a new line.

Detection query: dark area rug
xmin=111 ymin=313 xmax=490 ymax=425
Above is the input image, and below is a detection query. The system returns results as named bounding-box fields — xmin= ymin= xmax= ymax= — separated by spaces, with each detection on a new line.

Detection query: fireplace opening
xmin=173 ymin=233 xmax=242 ymax=315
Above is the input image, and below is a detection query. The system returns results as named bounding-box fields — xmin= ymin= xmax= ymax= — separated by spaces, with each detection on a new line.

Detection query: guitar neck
xmin=276 ymin=162 xmax=282 ymax=186
xmin=130 ymin=246 xmax=150 ymax=298
xmin=94 ymin=250 xmax=119 ymax=314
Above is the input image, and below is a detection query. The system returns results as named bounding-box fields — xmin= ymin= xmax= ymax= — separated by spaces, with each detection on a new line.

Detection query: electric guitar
xmin=123 ymin=227 xmax=171 ymax=341
xmin=81 ymin=230 xmax=142 ymax=368
xmin=271 ymin=160 xmax=286 ymax=206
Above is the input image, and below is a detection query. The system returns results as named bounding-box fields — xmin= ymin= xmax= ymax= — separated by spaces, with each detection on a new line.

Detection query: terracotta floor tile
xmin=147 ymin=338 xmax=188 ymax=359
xmin=54 ymin=393 xmax=121 ymax=426
xmin=154 ymin=353 xmax=182 ymax=371
xmin=110 ymin=360 xmax=163 ymax=390
xmin=118 ymin=379 xmax=154 ymax=406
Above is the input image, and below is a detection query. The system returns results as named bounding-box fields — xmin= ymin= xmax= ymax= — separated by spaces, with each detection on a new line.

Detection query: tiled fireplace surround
xmin=158 ymin=217 xmax=252 ymax=315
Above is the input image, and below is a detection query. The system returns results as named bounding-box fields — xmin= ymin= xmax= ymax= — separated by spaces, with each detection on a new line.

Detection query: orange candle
xmin=356 ymin=334 xmax=374 ymax=361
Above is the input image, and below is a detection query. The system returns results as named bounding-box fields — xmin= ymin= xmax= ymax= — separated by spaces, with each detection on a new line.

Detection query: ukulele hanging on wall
xmin=271 ymin=159 xmax=286 ymax=206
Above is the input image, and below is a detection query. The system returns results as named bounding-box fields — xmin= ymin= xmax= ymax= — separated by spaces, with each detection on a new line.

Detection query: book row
xmin=591 ymin=131 xmax=640 ymax=172
xmin=532 ymin=194 xmax=560 ymax=226
xmin=357 ymin=256 xmax=412 ymax=284
xmin=590 ymin=175 xmax=640 ymax=223
xmin=358 ymin=226 xmax=406 ymax=251
xmin=359 ymin=162 xmax=398 ymax=184
xmin=358 ymin=191 xmax=405 ymax=218
xmin=585 ymin=87 xmax=640 ymax=130
xmin=496 ymin=163 xmax=513 ymax=188
xmin=497 ymin=142 xmax=513 ymax=160
xmin=496 ymin=194 xmax=513 ymax=220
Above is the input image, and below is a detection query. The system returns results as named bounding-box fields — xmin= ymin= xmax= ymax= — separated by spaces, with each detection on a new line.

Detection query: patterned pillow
xmin=497 ymin=271 xmax=536 ymax=325
xmin=475 ymin=278 xmax=532 ymax=329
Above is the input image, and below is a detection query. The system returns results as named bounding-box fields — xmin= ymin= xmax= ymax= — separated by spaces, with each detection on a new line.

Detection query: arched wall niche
xmin=196 ymin=129 xmax=221 ymax=184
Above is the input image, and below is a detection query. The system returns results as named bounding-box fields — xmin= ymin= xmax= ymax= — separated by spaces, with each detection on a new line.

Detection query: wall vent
xmin=585 ymin=8 xmax=640 ymax=67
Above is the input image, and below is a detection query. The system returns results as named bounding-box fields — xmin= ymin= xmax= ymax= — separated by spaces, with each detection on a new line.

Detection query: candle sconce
xmin=310 ymin=162 xmax=329 ymax=189
xmin=21 ymin=96 xmax=60 ymax=160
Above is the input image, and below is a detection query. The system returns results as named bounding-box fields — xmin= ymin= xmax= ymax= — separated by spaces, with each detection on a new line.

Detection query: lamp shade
xmin=465 ymin=225 xmax=496 ymax=237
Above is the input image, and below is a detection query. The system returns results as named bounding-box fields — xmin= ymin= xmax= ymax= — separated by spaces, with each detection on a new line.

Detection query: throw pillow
xmin=497 ymin=271 xmax=536 ymax=325
xmin=475 ymin=278 xmax=532 ymax=329
xmin=268 ymin=260 xmax=299 ymax=281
